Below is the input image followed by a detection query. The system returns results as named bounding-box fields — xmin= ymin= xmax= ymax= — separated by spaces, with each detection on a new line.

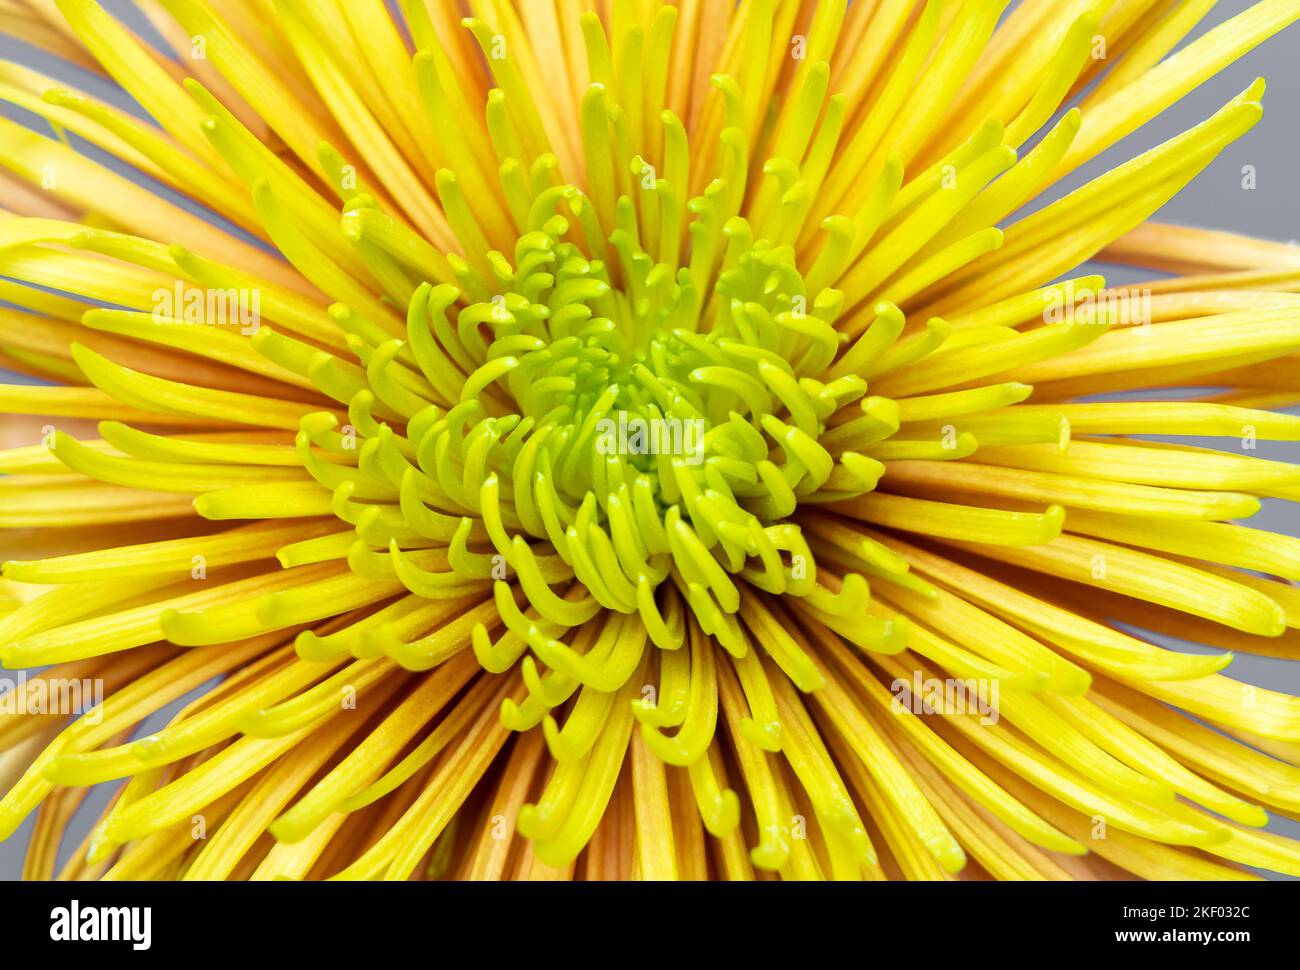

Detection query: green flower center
xmin=277 ymin=185 xmax=890 ymax=661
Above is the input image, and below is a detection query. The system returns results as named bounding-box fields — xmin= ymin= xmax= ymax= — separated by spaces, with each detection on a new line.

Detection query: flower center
xmin=281 ymin=183 xmax=888 ymax=659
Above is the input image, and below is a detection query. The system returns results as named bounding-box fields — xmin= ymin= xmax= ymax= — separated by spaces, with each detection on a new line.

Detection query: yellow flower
xmin=1 ymin=0 xmax=1300 ymax=881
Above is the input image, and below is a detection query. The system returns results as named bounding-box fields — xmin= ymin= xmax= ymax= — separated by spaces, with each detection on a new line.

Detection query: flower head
xmin=1 ymin=0 xmax=1300 ymax=880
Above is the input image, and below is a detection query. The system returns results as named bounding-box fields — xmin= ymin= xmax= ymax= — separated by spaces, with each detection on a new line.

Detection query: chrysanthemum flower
xmin=1 ymin=0 xmax=1300 ymax=882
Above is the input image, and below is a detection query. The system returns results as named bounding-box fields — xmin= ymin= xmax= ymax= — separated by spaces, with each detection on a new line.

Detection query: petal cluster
xmin=0 ymin=0 xmax=1298 ymax=881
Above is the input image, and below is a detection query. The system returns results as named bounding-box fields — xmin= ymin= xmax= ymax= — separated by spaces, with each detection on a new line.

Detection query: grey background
xmin=0 ymin=0 xmax=1297 ymax=879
